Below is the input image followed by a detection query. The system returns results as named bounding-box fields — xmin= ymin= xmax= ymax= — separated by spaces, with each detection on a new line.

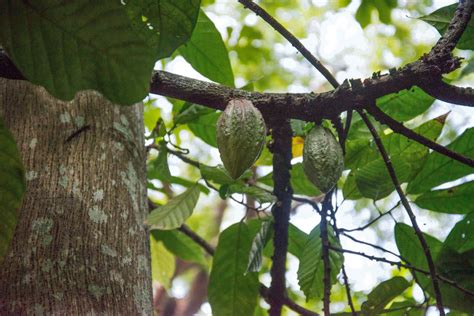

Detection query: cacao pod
xmin=302 ymin=125 xmax=344 ymax=193
xmin=216 ymin=99 xmax=266 ymax=179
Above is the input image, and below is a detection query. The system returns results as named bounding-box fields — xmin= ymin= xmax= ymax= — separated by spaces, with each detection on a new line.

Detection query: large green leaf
xmin=376 ymin=87 xmax=434 ymax=122
xmin=208 ymin=222 xmax=259 ymax=316
xmin=150 ymin=234 xmax=175 ymax=289
xmin=174 ymin=103 xmax=216 ymax=126
xmin=444 ymin=212 xmax=474 ymax=254
xmin=0 ymin=1 xmax=156 ymax=105
xmin=420 ymin=3 xmax=474 ymax=50
xmin=151 ymin=229 xmax=207 ymax=266
xmin=227 ymin=184 xmax=276 ymax=204
xmin=407 ymin=128 xmax=474 ymax=194
xmin=147 ymin=184 xmax=200 ymax=229
xmin=147 ymin=142 xmax=171 ymax=181
xmin=246 ymin=220 xmax=272 ymax=273
xmin=288 ymin=223 xmax=309 ymax=258
xmin=200 ymin=164 xmax=237 ymax=185
xmin=258 ymin=163 xmax=320 ymax=197
xmin=179 ymin=10 xmax=234 ymax=87
xmin=361 ymin=276 xmax=410 ymax=315
xmin=188 ymin=112 xmax=220 ymax=147
xmin=297 ymin=225 xmax=344 ymax=300
xmin=415 ymin=181 xmax=474 ymax=214
xmin=126 ymin=0 xmax=201 ymax=60
xmin=0 ymin=118 xmax=25 ymax=263
xmin=395 ymin=223 xmax=474 ymax=313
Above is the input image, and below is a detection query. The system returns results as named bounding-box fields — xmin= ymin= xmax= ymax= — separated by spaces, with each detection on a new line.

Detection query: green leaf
xmin=395 ymin=223 xmax=474 ymax=313
xmin=151 ymin=229 xmax=207 ymax=266
xmin=200 ymin=164 xmax=237 ymax=185
xmin=356 ymin=0 xmax=374 ymax=28
xmin=126 ymin=0 xmax=200 ymax=60
xmin=342 ymin=170 xmax=364 ymax=200
xmin=150 ymin=234 xmax=175 ymax=289
xmin=174 ymin=103 xmax=216 ymax=126
xmin=288 ymin=223 xmax=309 ymax=258
xmin=361 ymin=277 xmax=410 ymax=315
xmin=258 ymin=163 xmax=320 ymax=197
xmin=376 ymin=87 xmax=434 ymax=122
xmin=356 ymin=158 xmax=411 ymax=200
xmin=208 ymin=222 xmax=259 ymax=316
xmin=407 ymin=128 xmax=474 ymax=194
xmin=419 ymin=3 xmax=474 ymax=50
xmin=444 ymin=212 xmax=474 ymax=253
xmin=148 ymin=143 xmax=171 ymax=181
xmin=247 ymin=220 xmax=272 ymax=273
xmin=188 ymin=112 xmax=220 ymax=147
xmin=0 ymin=117 xmax=25 ymax=263
xmin=414 ymin=181 xmax=474 ymax=214
xmin=179 ymin=10 xmax=234 ymax=87
xmin=147 ymin=184 xmax=200 ymax=229
xmin=0 ymin=1 xmax=156 ymax=105
xmin=461 ymin=58 xmax=474 ymax=78
xmin=228 ymin=184 xmax=276 ymax=204
xmin=297 ymin=225 xmax=344 ymax=300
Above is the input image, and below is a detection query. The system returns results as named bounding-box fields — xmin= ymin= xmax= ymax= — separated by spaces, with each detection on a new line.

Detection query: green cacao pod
xmin=302 ymin=125 xmax=344 ymax=193
xmin=216 ymin=99 xmax=266 ymax=179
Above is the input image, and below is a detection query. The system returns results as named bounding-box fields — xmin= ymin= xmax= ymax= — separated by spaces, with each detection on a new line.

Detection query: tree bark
xmin=0 ymin=79 xmax=152 ymax=315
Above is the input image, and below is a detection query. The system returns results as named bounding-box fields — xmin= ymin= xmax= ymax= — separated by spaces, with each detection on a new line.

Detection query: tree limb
xmin=419 ymin=80 xmax=474 ymax=107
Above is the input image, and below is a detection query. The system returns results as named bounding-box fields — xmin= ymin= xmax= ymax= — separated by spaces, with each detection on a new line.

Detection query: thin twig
xmin=366 ymin=104 xmax=474 ymax=168
xmin=339 ymin=201 xmax=400 ymax=233
xmin=359 ymin=109 xmax=445 ymax=315
xmin=178 ymin=225 xmax=215 ymax=256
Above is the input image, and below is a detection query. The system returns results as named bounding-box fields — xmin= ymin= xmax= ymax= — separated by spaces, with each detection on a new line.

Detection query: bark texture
xmin=0 ymin=78 xmax=152 ymax=315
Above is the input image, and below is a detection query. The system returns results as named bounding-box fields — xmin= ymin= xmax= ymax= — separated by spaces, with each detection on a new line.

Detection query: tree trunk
xmin=0 ymin=78 xmax=152 ymax=315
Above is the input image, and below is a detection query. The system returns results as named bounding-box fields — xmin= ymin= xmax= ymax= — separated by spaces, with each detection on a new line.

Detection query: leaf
xmin=151 ymin=229 xmax=207 ymax=266
xmin=0 ymin=117 xmax=25 ymax=263
xmin=228 ymin=184 xmax=276 ymax=204
xmin=355 ymin=0 xmax=374 ymax=28
xmin=126 ymin=0 xmax=200 ymax=60
xmin=407 ymin=128 xmax=474 ymax=194
xmin=419 ymin=3 xmax=474 ymax=50
xmin=395 ymin=223 xmax=474 ymax=313
xmin=208 ymin=222 xmax=259 ymax=316
xmin=147 ymin=184 xmax=200 ymax=230
xmin=444 ymin=212 xmax=474 ymax=253
xmin=414 ymin=181 xmax=474 ymax=214
xmin=247 ymin=220 xmax=272 ymax=273
xmin=0 ymin=1 xmax=156 ymax=105
xmin=297 ymin=225 xmax=344 ymax=300
xmin=342 ymin=170 xmax=364 ymax=200
xmin=188 ymin=112 xmax=220 ymax=147
xmin=376 ymin=87 xmax=435 ymax=122
xmin=461 ymin=58 xmax=474 ymax=78
xmin=174 ymin=103 xmax=216 ymax=126
xmin=150 ymin=234 xmax=175 ymax=289
xmin=179 ymin=10 xmax=234 ymax=87
xmin=148 ymin=143 xmax=171 ymax=181
xmin=258 ymin=163 xmax=320 ymax=197
xmin=200 ymin=164 xmax=237 ymax=185
xmin=292 ymin=137 xmax=305 ymax=158
xmin=288 ymin=223 xmax=309 ymax=258
xmin=361 ymin=276 xmax=410 ymax=315
xmin=356 ymin=158 xmax=411 ymax=200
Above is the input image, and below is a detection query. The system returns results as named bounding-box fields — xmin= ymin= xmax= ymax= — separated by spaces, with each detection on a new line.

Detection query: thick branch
xmin=366 ymin=104 xmax=474 ymax=168
xmin=359 ymin=110 xmax=445 ymax=315
xmin=321 ymin=195 xmax=332 ymax=316
xmin=419 ymin=80 xmax=474 ymax=107
xmin=268 ymin=119 xmax=293 ymax=316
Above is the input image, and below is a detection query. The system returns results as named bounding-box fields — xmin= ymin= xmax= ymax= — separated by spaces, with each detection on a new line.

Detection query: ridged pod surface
xmin=216 ymin=99 xmax=266 ymax=179
xmin=302 ymin=125 xmax=344 ymax=193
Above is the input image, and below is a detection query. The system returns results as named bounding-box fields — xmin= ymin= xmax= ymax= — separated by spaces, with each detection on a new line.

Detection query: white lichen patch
xmin=22 ymin=273 xmax=32 ymax=285
xmin=133 ymin=284 xmax=151 ymax=314
xmin=41 ymin=259 xmax=54 ymax=273
xmin=101 ymin=244 xmax=117 ymax=257
xmin=122 ymin=255 xmax=132 ymax=266
xmin=52 ymin=292 xmax=64 ymax=301
xmin=120 ymin=114 xmax=129 ymax=126
xmin=113 ymin=122 xmax=133 ymax=141
xmin=99 ymin=152 xmax=106 ymax=161
xmin=32 ymin=218 xmax=53 ymax=234
xmin=114 ymin=141 xmax=124 ymax=152
xmin=29 ymin=138 xmax=38 ymax=150
xmin=59 ymin=112 xmax=71 ymax=124
xmin=33 ymin=304 xmax=45 ymax=316
xmin=59 ymin=176 xmax=68 ymax=188
xmin=26 ymin=170 xmax=38 ymax=181
xmin=88 ymin=284 xmax=106 ymax=300
xmin=72 ymin=179 xmax=81 ymax=196
xmin=88 ymin=206 xmax=108 ymax=224
xmin=93 ymin=189 xmax=104 ymax=202
xmin=110 ymin=270 xmax=125 ymax=288
xmin=137 ymin=255 xmax=148 ymax=272
xmin=120 ymin=162 xmax=141 ymax=224
xmin=74 ymin=116 xmax=85 ymax=128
